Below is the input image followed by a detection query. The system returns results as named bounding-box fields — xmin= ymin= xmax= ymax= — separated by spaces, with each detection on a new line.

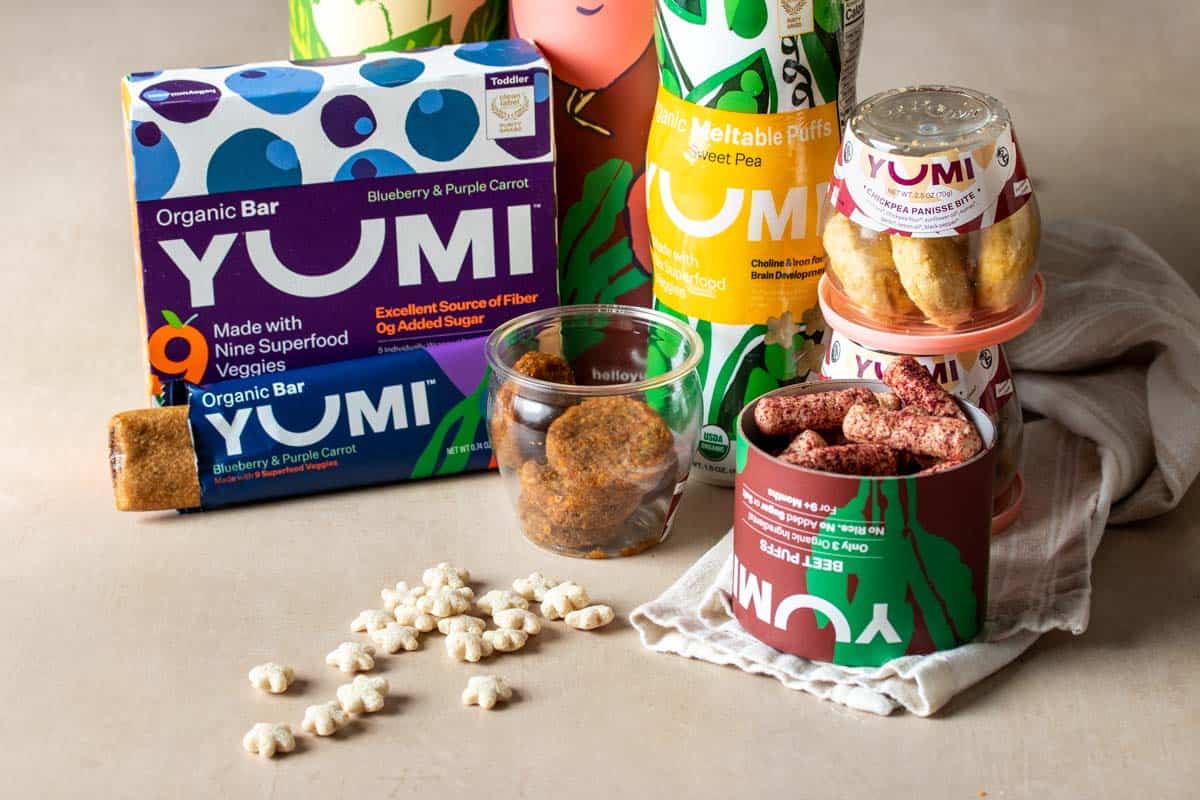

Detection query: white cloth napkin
xmin=630 ymin=221 xmax=1200 ymax=716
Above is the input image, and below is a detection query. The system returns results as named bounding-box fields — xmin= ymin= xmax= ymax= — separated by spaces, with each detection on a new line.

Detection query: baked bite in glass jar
xmin=485 ymin=305 xmax=703 ymax=558
xmin=821 ymin=85 xmax=1041 ymax=334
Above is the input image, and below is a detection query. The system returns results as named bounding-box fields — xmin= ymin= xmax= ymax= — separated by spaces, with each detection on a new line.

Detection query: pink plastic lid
xmin=818 ymin=273 xmax=1046 ymax=355
xmin=991 ymin=472 xmax=1025 ymax=535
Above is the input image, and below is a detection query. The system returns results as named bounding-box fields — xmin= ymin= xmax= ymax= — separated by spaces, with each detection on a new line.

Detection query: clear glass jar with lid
xmin=819 ymin=85 xmax=1042 ymax=334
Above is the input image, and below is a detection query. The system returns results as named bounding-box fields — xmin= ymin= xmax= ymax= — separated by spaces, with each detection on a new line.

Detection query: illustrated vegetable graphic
xmin=724 ymin=0 xmax=767 ymax=39
xmin=656 ymin=0 xmax=843 ymax=111
xmin=289 ymin=0 xmax=506 ymax=60
xmin=558 ymin=159 xmax=647 ymax=305
xmin=510 ymin=0 xmax=653 ymax=135
xmin=411 ymin=373 xmax=488 ymax=479
xmin=290 ymin=0 xmax=331 ymax=60
xmin=806 ymin=478 xmax=979 ymax=665
xmin=147 ymin=309 xmax=209 ymax=388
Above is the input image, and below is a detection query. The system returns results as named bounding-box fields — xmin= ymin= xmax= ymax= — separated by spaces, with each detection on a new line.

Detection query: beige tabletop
xmin=1 ymin=1 xmax=1197 ymax=797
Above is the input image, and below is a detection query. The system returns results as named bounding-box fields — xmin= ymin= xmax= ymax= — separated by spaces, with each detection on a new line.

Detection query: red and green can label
xmin=733 ymin=386 xmax=994 ymax=666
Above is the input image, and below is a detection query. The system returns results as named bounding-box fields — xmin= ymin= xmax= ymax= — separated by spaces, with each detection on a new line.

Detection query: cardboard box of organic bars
xmin=121 ymin=40 xmax=558 ymax=404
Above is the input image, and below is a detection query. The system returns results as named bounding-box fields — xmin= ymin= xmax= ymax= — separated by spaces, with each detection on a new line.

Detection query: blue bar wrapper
xmin=177 ymin=335 xmax=492 ymax=509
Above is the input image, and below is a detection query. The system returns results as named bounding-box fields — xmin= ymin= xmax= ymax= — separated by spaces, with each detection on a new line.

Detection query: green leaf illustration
xmin=715 ymin=340 xmax=767 ymax=433
xmin=806 ymin=479 xmax=979 ymax=665
xmin=655 ymin=19 xmax=685 ymax=99
xmin=814 ymin=0 xmax=842 ymax=33
xmin=905 ymin=486 xmax=979 ymax=649
xmin=558 ymin=159 xmax=636 ymax=305
xmin=462 ymin=0 xmax=506 ymax=42
xmin=686 ymin=49 xmax=777 ymax=113
xmin=161 ymin=309 xmax=184 ymax=328
xmin=724 ymin=0 xmax=767 ymax=38
xmin=289 ymin=0 xmax=330 ymax=60
xmin=743 ymin=366 xmax=779 ymax=407
xmin=411 ymin=372 xmax=489 ymax=479
xmin=694 ymin=318 xmax=713 ymax=388
xmin=763 ymin=342 xmax=793 ymax=382
xmin=363 ymin=16 xmax=453 ymax=52
xmin=645 ymin=319 xmax=702 ymax=425
xmin=706 ymin=324 xmax=763 ymax=427
xmin=800 ymin=32 xmax=838 ymax=105
xmin=664 ymin=0 xmax=707 ymax=23
xmin=597 ymin=264 xmax=650 ymax=305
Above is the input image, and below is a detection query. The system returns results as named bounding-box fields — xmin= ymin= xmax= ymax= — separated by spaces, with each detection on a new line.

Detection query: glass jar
xmin=485 ymin=305 xmax=704 ymax=558
xmin=819 ymin=329 xmax=1024 ymax=528
xmin=820 ymin=85 xmax=1041 ymax=334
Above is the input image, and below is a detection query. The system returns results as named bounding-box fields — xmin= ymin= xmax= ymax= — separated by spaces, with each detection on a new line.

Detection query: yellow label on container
xmin=646 ymin=87 xmax=840 ymax=326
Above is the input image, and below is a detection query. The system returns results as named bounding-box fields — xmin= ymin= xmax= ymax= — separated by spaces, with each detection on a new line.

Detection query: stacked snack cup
xmin=817 ymin=85 xmax=1045 ymax=532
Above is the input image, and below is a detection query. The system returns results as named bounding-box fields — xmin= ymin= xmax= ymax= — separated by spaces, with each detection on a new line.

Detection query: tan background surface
xmin=1 ymin=1 xmax=1197 ymax=797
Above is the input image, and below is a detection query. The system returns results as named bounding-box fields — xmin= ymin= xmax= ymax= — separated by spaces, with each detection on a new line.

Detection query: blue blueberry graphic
xmin=127 ymin=71 xmax=161 ymax=82
xmin=207 ymin=129 xmax=302 ymax=193
xmin=321 ymin=95 xmax=376 ymax=148
xmin=454 ymin=40 xmax=541 ymax=67
xmin=406 ymin=89 xmax=478 ymax=162
xmin=225 ymin=67 xmax=323 ymax=115
xmin=497 ymin=71 xmax=552 ymax=161
xmin=534 ymin=70 xmax=550 ymax=103
xmin=140 ymin=80 xmax=220 ymax=123
xmin=334 ymin=150 xmax=415 ymax=182
xmin=130 ymin=121 xmax=179 ymax=200
xmin=360 ymin=57 xmax=425 ymax=88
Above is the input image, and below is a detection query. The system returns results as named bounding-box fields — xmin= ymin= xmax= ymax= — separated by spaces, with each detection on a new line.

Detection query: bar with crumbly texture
xmin=793 ymin=444 xmax=900 ymax=476
xmin=108 ymin=406 xmax=201 ymax=511
xmin=754 ymin=388 xmax=876 ymax=436
xmin=883 ymin=356 xmax=965 ymax=419
xmin=843 ymin=402 xmax=982 ymax=461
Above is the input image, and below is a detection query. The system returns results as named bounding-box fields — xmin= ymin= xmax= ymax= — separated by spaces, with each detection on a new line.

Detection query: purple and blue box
xmin=120 ymin=40 xmax=559 ymax=495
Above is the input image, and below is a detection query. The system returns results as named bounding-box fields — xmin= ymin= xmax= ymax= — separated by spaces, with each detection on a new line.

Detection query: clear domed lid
xmin=848 ymin=85 xmax=1011 ymax=156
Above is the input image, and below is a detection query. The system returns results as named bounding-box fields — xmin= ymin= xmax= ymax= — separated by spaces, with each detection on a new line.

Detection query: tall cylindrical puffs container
xmin=290 ymin=0 xmax=506 ymax=59
xmin=648 ymin=0 xmax=866 ymax=485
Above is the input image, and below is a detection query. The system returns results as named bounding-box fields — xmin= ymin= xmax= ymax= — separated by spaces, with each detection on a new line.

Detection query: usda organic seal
xmin=698 ymin=424 xmax=730 ymax=462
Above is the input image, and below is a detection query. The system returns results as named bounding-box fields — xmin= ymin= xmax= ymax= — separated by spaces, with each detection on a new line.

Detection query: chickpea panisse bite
xmin=976 ymin=197 xmax=1041 ymax=311
xmin=822 ymin=212 xmax=916 ymax=317
xmin=890 ymin=235 xmax=974 ymax=328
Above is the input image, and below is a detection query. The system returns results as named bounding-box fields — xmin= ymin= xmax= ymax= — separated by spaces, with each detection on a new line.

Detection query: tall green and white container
xmin=647 ymin=0 xmax=864 ymax=484
xmin=289 ymin=0 xmax=506 ymax=59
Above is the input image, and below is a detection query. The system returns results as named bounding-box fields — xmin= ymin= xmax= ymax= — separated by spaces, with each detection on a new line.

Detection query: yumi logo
xmin=730 ymin=555 xmax=901 ymax=645
xmin=157 ymin=205 xmax=535 ymax=307
xmin=203 ymin=381 xmax=434 ymax=457
xmin=646 ymin=163 xmax=825 ymax=243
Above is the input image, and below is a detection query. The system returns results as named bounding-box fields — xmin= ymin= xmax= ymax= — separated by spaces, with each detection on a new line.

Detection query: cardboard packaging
xmin=121 ymin=40 xmax=559 ymax=404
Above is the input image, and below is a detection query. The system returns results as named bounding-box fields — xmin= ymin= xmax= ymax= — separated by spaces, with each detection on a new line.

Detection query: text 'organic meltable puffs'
xmin=648 ymin=0 xmax=865 ymax=484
